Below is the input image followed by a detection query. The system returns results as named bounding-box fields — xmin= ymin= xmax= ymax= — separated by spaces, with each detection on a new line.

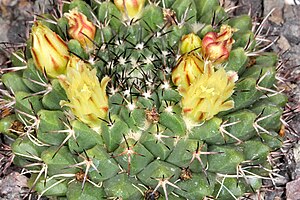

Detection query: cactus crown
xmin=0 ymin=0 xmax=286 ymax=199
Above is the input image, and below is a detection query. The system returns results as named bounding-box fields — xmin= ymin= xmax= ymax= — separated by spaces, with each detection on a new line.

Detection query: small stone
xmin=264 ymin=0 xmax=284 ymax=17
xmin=7 ymin=20 xmax=28 ymax=43
xmin=269 ymin=7 xmax=284 ymax=24
xmin=284 ymin=4 xmax=300 ymax=21
xmin=283 ymin=24 xmax=300 ymax=44
xmin=294 ymin=143 xmax=300 ymax=178
xmin=0 ymin=172 xmax=28 ymax=199
xmin=277 ymin=35 xmax=291 ymax=52
xmin=294 ymin=144 xmax=300 ymax=164
xmin=286 ymin=178 xmax=300 ymax=200
xmin=236 ymin=0 xmax=263 ymax=17
xmin=0 ymin=18 xmax=9 ymax=42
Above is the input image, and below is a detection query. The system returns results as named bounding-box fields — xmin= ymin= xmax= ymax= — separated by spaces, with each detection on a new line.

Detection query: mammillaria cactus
xmin=0 ymin=0 xmax=287 ymax=199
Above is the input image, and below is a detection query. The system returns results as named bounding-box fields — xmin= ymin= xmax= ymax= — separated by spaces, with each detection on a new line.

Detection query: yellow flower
xmin=58 ymin=56 xmax=110 ymax=129
xmin=180 ymin=33 xmax=202 ymax=54
xmin=65 ymin=9 xmax=96 ymax=51
xmin=172 ymin=52 xmax=204 ymax=93
xmin=114 ymin=0 xmax=145 ymax=19
xmin=201 ymin=25 xmax=237 ymax=63
xmin=181 ymin=63 xmax=237 ymax=122
xmin=31 ymin=22 xmax=69 ymax=78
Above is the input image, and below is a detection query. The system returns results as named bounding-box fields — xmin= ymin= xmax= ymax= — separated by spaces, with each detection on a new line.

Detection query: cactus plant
xmin=0 ymin=0 xmax=287 ymax=199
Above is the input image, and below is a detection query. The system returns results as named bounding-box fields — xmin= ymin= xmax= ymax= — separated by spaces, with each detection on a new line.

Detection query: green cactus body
xmin=0 ymin=0 xmax=286 ymax=199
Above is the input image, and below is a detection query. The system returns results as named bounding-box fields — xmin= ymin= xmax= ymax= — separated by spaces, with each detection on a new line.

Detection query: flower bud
xmin=180 ymin=33 xmax=202 ymax=54
xmin=58 ymin=56 xmax=110 ymax=129
xmin=114 ymin=0 xmax=145 ymax=19
xmin=65 ymin=9 xmax=96 ymax=51
xmin=202 ymin=25 xmax=237 ymax=63
xmin=181 ymin=63 xmax=237 ymax=122
xmin=172 ymin=52 xmax=204 ymax=93
xmin=31 ymin=22 xmax=69 ymax=78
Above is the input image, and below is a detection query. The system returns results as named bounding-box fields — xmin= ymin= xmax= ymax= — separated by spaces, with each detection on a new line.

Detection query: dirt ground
xmin=0 ymin=0 xmax=299 ymax=199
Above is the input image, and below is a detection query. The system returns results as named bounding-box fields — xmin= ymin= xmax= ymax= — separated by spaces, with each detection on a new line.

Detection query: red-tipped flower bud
xmin=202 ymin=25 xmax=237 ymax=63
xmin=65 ymin=8 xmax=96 ymax=51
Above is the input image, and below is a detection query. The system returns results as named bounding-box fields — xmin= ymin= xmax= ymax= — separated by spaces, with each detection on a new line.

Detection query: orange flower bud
xmin=180 ymin=33 xmax=202 ymax=54
xmin=114 ymin=0 xmax=145 ymax=19
xmin=65 ymin=9 xmax=96 ymax=51
xmin=31 ymin=22 xmax=69 ymax=78
xmin=202 ymin=25 xmax=237 ymax=63
xmin=172 ymin=52 xmax=204 ymax=93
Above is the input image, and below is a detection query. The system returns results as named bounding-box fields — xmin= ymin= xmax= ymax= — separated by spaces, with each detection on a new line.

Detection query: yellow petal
xmin=59 ymin=56 xmax=109 ymax=128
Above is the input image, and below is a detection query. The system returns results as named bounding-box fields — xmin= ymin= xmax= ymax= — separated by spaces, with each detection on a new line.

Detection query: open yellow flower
xmin=31 ymin=22 xmax=69 ymax=78
xmin=58 ymin=56 xmax=110 ymax=129
xmin=181 ymin=63 xmax=237 ymax=122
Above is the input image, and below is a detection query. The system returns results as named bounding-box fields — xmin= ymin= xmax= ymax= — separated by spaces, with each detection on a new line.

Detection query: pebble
xmin=277 ymin=35 xmax=291 ymax=51
xmin=237 ymin=0 xmax=263 ymax=17
xmin=269 ymin=7 xmax=284 ymax=24
xmin=286 ymin=178 xmax=300 ymax=200
xmin=294 ymin=144 xmax=300 ymax=178
xmin=264 ymin=0 xmax=284 ymax=24
xmin=0 ymin=172 xmax=28 ymax=200
xmin=0 ymin=18 xmax=9 ymax=42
